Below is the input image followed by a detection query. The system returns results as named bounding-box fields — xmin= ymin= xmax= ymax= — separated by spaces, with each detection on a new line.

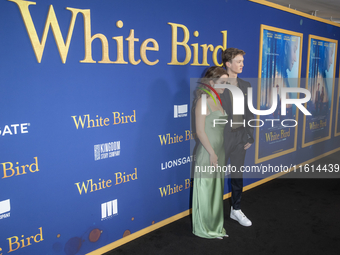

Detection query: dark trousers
xmin=225 ymin=128 xmax=247 ymax=210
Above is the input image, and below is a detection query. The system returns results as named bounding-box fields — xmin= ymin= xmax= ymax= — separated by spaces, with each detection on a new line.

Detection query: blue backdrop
xmin=1 ymin=0 xmax=340 ymax=254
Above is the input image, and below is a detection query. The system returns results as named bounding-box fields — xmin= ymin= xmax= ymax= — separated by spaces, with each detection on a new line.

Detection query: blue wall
xmin=1 ymin=0 xmax=340 ymax=254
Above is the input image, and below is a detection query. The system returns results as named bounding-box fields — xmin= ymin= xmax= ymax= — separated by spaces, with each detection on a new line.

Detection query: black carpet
xmin=105 ymin=151 xmax=340 ymax=255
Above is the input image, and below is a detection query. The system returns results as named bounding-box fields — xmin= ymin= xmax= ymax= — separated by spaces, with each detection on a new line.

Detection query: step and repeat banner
xmin=1 ymin=0 xmax=340 ymax=254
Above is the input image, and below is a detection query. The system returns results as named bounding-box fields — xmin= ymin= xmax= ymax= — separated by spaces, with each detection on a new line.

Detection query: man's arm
xmin=239 ymin=79 xmax=254 ymax=147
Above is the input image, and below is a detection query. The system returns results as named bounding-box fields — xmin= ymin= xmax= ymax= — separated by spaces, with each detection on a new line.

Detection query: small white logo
xmin=161 ymin=155 xmax=195 ymax=170
xmin=174 ymin=105 xmax=188 ymax=118
xmin=101 ymin=199 xmax=118 ymax=220
xmin=94 ymin=141 xmax=120 ymax=161
xmin=0 ymin=123 xmax=30 ymax=136
xmin=0 ymin=199 xmax=11 ymax=220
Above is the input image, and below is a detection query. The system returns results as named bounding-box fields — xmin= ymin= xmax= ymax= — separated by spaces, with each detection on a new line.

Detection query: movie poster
xmin=334 ymin=78 xmax=340 ymax=137
xmin=255 ymin=25 xmax=303 ymax=164
xmin=302 ymin=35 xmax=337 ymax=147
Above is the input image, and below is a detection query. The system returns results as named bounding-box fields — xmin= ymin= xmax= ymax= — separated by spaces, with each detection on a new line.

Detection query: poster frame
xmin=255 ymin=24 xmax=303 ymax=164
xmin=302 ymin=34 xmax=338 ymax=147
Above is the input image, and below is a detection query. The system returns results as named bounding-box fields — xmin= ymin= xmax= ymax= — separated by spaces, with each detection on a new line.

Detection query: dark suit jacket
xmin=220 ymin=78 xmax=254 ymax=144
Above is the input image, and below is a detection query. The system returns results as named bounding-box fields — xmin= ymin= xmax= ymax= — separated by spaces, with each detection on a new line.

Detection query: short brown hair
xmin=222 ymin=48 xmax=245 ymax=68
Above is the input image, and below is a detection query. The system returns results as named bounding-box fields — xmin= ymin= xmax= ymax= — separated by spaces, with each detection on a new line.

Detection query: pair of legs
xmin=225 ymin=128 xmax=247 ymax=210
xmin=224 ymin=128 xmax=252 ymax=226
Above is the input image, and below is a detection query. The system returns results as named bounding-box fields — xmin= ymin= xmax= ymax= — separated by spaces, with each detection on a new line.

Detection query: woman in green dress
xmin=192 ymin=66 xmax=229 ymax=239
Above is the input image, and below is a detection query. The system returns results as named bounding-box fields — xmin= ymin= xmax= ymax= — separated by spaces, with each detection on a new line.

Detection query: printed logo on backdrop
xmin=72 ymin=111 xmax=136 ymax=130
xmin=158 ymin=130 xmax=196 ymax=145
xmin=174 ymin=104 xmax=188 ymax=118
xmin=0 ymin=123 xmax=30 ymax=136
xmin=8 ymin=0 xmax=227 ymax=66
xmin=0 ymin=199 xmax=11 ymax=220
xmin=94 ymin=141 xmax=120 ymax=161
xmin=161 ymin=155 xmax=195 ymax=170
xmin=1 ymin=157 xmax=39 ymax=179
xmin=159 ymin=179 xmax=193 ymax=197
xmin=75 ymin=168 xmax=138 ymax=195
xmin=101 ymin=199 xmax=118 ymax=221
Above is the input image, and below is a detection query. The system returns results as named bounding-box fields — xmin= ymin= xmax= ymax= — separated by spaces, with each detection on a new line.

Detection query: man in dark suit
xmin=221 ymin=48 xmax=254 ymax=227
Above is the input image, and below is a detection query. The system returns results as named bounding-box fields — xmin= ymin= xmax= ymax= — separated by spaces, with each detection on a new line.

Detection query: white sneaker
xmin=230 ymin=208 xmax=252 ymax=227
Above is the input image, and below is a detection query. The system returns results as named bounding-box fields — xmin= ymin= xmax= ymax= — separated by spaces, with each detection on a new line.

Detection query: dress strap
xmin=207 ymin=102 xmax=213 ymax=114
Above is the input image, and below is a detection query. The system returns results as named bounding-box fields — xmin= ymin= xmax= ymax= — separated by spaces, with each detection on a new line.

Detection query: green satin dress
xmin=192 ymin=104 xmax=227 ymax=238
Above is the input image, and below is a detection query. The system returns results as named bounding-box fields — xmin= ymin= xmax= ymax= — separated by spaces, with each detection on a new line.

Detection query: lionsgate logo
xmin=174 ymin=104 xmax=188 ymax=118
xmin=0 ymin=123 xmax=30 ymax=136
xmin=0 ymin=199 xmax=11 ymax=220
xmin=161 ymin=155 xmax=195 ymax=170
xmin=101 ymin=199 xmax=118 ymax=221
xmin=94 ymin=141 xmax=120 ymax=161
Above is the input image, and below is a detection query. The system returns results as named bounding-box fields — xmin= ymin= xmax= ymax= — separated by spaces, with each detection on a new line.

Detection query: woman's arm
xmin=195 ymin=98 xmax=218 ymax=166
